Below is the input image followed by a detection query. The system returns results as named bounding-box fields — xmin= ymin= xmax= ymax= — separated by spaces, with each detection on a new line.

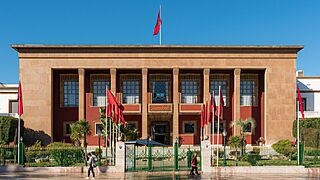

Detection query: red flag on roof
xmin=18 ymin=81 xmax=23 ymax=117
xmin=297 ymin=86 xmax=305 ymax=119
xmin=153 ymin=9 xmax=162 ymax=36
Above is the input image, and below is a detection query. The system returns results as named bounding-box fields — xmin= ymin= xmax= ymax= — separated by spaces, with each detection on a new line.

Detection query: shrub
xmin=292 ymin=118 xmax=320 ymax=148
xmin=46 ymin=142 xmax=84 ymax=166
xmin=241 ymin=154 xmax=261 ymax=166
xmin=272 ymin=140 xmax=294 ymax=159
xmin=304 ymin=149 xmax=320 ymax=156
xmin=0 ymin=116 xmax=24 ymax=144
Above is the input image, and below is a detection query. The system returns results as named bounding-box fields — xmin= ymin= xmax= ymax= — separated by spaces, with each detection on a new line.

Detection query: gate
xmin=125 ymin=142 xmax=201 ymax=172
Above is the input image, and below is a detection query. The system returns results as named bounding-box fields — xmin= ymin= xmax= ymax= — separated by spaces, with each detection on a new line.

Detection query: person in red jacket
xmin=190 ymin=153 xmax=200 ymax=175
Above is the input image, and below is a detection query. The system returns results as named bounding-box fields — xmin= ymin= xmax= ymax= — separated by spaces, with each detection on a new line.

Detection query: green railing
xmin=0 ymin=145 xmax=17 ymax=165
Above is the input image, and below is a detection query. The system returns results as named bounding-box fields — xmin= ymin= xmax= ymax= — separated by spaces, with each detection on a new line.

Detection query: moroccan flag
xmin=153 ymin=9 xmax=162 ymax=36
xmin=297 ymin=86 xmax=305 ymax=119
xmin=209 ymin=92 xmax=217 ymax=123
xmin=18 ymin=81 xmax=23 ymax=117
xmin=219 ymin=89 xmax=224 ymax=119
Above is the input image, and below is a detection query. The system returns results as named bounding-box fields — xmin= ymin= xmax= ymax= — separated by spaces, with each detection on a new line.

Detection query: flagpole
xmin=105 ymin=86 xmax=108 ymax=165
xmin=297 ymin=99 xmax=300 ymax=165
xmin=17 ymin=116 xmax=20 ymax=164
xmin=159 ymin=5 xmax=162 ymax=45
xmin=200 ymin=105 xmax=203 ymax=142
xmin=211 ymin=91 xmax=215 ymax=165
xmin=216 ymin=86 xmax=221 ymax=167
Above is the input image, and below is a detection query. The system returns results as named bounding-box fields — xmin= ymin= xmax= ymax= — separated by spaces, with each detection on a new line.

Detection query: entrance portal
xmin=151 ymin=121 xmax=170 ymax=145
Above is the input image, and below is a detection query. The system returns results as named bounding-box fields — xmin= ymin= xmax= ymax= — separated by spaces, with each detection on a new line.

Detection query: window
xmin=127 ymin=122 xmax=138 ymax=131
xmin=63 ymin=122 xmax=73 ymax=136
xmin=243 ymin=123 xmax=252 ymax=133
xmin=302 ymin=98 xmax=307 ymax=111
xmin=61 ymin=75 xmax=79 ymax=107
xmin=180 ymin=75 xmax=200 ymax=103
xmin=212 ymin=121 xmax=224 ymax=134
xmin=150 ymin=74 xmax=171 ymax=103
xmin=9 ymin=100 xmax=18 ymax=113
xmin=121 ymin=75 xmax=140 ymax=104
xmin=183 ymin=121 xmax=196 ymax=134
xmin=95 ymin=124 xmax=104 ymax=135
xmin=210 ymin=74 xmax=229 ymax=106
xmin=91 ymin=75 xmax=110 ymax=107
xmin=240 ymin=75 xmax=258 ymax=106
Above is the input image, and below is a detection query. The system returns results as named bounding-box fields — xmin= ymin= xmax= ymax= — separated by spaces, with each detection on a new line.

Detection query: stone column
xmin=203 ymin=69 xmax=210 ymax=139
xmin=78 ymin=69 xmax=85 ymax=120
xmin=233 ymin=68 xmax=241 ymax=135
xmin=110 ymin=68 xmax=117 ymax=94
xmin=141 ymin=68 xmax=148 ymax=139
xmin=115 ymin=141 xmax=125 ymax=172
xmin=173 ymin=68 xmax=179 ymax=144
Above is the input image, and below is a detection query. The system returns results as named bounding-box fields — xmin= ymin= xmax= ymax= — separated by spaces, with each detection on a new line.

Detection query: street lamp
xmin=97 ymin=129 xmax=101 ymax=166
xmin=222 ymin=129 xmax=227 ymax=166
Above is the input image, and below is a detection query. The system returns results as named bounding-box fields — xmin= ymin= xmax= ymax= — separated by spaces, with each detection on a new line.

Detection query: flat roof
xmin=12 ymin=44 xmax=304 ymax=54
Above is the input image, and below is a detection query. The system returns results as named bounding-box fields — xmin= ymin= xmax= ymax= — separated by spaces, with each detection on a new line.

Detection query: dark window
xmin=127 ymin=123 xmax=137 ymax=131
xmin=212 ymin=122 xmax=224 ymax=134
xmin=243 ymin=123 xmax=252 ymax=133
xmin=123 ymin=80 xmax=140 ymax=104
xmin=210 ymin=79 xmax=227 ymax=106
xmin=62 ymin=76 xmax=79 ymax=107
xmin=302 ymin=98 xmax=307 ymax=111
xmin=240 ymin=78 xmax=257 ymax=106
xmin=9 ymin=100 xmax=18 ymax=113
xmin=91 ymin=75 xmax=110 ymax=107
xmin=181 ymin=80 xmax=199 ymax=103
xmin=65 ymin=123 xmax=72 ymax=136
xmin=152 ymin=81 xmax=169 ymax=103
xmin=95 ymin=124 xmax=104 ymax=135
xmin=184 ymin=122 xmax=195 ymax=134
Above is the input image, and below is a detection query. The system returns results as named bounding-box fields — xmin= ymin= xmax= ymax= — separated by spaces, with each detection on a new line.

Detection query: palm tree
xmin=228 ymin=136 xmax=241 ymax=166
xmin=70 ymin=119 xmax=91 ymax=165
xmin=231 ymin=117 xmax=256 ymax=156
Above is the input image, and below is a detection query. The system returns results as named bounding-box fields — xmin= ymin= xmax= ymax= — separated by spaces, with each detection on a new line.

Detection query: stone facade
xmin=13 ymin=45 xmax=303 ymax=146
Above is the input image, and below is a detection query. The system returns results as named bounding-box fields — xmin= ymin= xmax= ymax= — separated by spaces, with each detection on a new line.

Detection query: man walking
xmin=190 ymin=153 xmax=200 ymax=175
xmin=87 ymin=153 xmax=96 ymax=179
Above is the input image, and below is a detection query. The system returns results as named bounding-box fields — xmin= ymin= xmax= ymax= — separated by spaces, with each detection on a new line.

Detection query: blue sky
xmin=0 ymin=0 xmax=319 ymax=83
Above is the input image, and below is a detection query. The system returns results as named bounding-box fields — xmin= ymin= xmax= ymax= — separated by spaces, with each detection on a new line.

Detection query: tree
xmin=228 ymin=136 xmax=241 ymax=166
xmin=70 ymin=119 xmax=90 ymax=165
xmin=231 ymin=117 xmax=256 ymax=156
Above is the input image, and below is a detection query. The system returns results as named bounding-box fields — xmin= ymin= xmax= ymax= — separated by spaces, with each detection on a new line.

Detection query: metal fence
xmin=0 ymin=145 xmax=17 ymax=165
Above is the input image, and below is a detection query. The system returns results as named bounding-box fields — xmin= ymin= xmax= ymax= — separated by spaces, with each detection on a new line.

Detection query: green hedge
xmin=292 ymin=118 xmax=320 ymax=148
xmin=0 ymin=116 xmax=24 ymax=144
xmin=272 ymin=139 xmax=295 ymax=159
xmin=46 ymin=142 xmax=84 ymax=166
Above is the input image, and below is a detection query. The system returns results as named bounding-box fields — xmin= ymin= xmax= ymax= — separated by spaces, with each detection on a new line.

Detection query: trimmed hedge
xmin=292 ymin=118 xmax=320 ymax=148
xmin=46 ymin=142 xmax=84 ymax=166
xmin=0 ymin=116 xmax=24 ymax=144
xmin=272 ymin=139 xmax=295 ymax=159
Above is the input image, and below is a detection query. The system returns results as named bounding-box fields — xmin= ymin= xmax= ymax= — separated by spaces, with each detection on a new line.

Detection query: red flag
xmin=119 ymin=109 xmax=126 ymax=127
xmin=106 ymin=88 xmax=126 ymax=125
xmin=219 ymin=89 xmax=224 ymax=119
xmin=18 ymin=81 xmax=23 ymax=117
xmin=205 ymin=101 xmax=209 ymax=125
xmin=297 ymin=86 xmax=305 ymax=119
xmin=153 ymin=9 xmax=162 ymax=36
xmin=209 ymin=92 xmax=217 ymax=123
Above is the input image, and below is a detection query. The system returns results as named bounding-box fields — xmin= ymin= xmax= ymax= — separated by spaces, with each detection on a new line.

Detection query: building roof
xmin=12 ymin=44 xmax=304 ymax=54
xmin=0 ymin=84 xmax=18 ymax=93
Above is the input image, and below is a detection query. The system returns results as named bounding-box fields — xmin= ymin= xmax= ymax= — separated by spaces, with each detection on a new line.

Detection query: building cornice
xmin=12 ymin=44 xmax=304 ymax=54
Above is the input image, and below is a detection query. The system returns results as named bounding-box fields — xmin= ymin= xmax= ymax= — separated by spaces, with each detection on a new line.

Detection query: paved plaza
xmin=0 ymin=172 xmax=319 ymax=180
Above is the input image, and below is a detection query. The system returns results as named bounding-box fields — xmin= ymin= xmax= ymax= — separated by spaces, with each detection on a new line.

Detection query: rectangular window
xmin=63 ymin=122 xmax=73 ymax=136
xmin=95 ymin=123 xmax=104 ymax=135
xmin=180 ymin=74 xmax=200 ymax=103
xmin=121 ymin=75 xmax=141 ymax=104
xmin=150 ymin=74 xmax=171 ymax=103
xmin=9 ymin=100 xmax=18 ymax=114
xmin=210 ymin=74 xmax=229 ymax=106
xmin=91 ymin=75 xmax=110 ymax=107
xmin=240 ymin=74 xmax=258 ymax=106
xmin=302 ymin=98 xmax=307 ymax=111
xmin=183 ymin=122 xmax=195 ymax=134
xmin=61 ymin=75 xmax=79 ymax=107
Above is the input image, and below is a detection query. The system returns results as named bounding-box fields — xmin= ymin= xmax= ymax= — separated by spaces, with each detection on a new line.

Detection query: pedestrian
xmin=87 ymin=152 xmax=96 ymax=179
xmin=190 ymin=153 xmax=200 ymax=175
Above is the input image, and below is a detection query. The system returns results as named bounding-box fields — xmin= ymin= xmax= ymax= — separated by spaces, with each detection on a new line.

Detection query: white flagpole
xmin=159 ymin=5 xmax=162 ymax=45
xmin=216 ymin=86 xmax=221 ymax=167
xmin=17 ymin=116 xmax=20 ymax=164
xmin=211 ymin=91 xmax=215 ymax=165
xmin=200 ymin=105 xmax=203 ymax=142
xmin=297 ymin=99 xmax=300 ymax=165
xmin=105 ymin=86 xmax=108 ymax=164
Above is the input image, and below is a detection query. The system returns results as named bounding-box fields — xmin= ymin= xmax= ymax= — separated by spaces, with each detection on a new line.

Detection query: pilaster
xmin=233 ymin=68 xmax=241 ymax=135
xmin=142 ymin=68 xmax=148 ymax=139
xmin=173 ymin=68 xmax=179 ymax=144
xmin=78 ymin=68 xmax=85 ymax=120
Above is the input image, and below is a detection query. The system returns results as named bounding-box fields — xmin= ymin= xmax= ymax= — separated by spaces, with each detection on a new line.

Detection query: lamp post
xmin=222 ymin=129 xmax=227 ymax=166
xmin=97 ymin=129 xmax=101 ymax=166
